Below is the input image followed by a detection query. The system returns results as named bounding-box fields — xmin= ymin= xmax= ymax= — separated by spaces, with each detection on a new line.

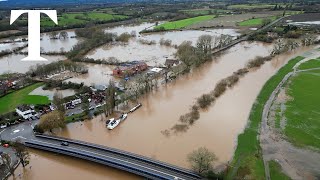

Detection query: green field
xmin=41 ymin=12 xmax=128 ymax=27
xmin=269 ymin=161 xmax=291 ymax=180
xmin=227 ymin=56 xmax=305 ymax=179
xmin=228 ymin=4 xmax=276 ymax=10
xmin=298 ymin=58 xmax=320 ymax=70
xmin=180 ymin=9 xmax=229 ymax=15
xmin=238 ymin=16 xmax=277 ymax=26
xmin=0 ymin=83 xmax=50 ymax=114
xmin=284 ymin=67 xmax=320 ymax=149
xmin=155 ymin=15 xmax=216 ymax=30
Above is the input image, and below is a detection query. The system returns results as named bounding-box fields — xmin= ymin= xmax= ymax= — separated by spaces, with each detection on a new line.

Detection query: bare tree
xmin=1 ymin=153 xmax=15 ymax=176
xmin=59 ymin=31 xmax=69 ymax=39
xmin=38 ymin=111 xmax=65 ymax=132
xmin=53 ymin=92 xmax=65 ymax=116
xmin=49 ymin=31 xmax=58 ymax=39
xmin=12 ymin=140 xmax=30 ymax=167
xmin=187 ymin=147 xmax=217 ymax=175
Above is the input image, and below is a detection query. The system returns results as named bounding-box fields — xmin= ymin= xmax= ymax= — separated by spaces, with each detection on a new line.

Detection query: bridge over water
xmin=25 ymin=134 xmax=201 ymax=180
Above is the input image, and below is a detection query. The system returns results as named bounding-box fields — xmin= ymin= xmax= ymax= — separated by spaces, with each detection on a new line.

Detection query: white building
xmin=16 ymin=105 xmax=36 ymax=120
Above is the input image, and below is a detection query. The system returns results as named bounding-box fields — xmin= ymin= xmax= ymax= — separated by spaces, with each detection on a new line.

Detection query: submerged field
xmin=0 ymin=83 xmax=50 ymax=114
xmin=154 ymin=15 xmax=216 ymax=30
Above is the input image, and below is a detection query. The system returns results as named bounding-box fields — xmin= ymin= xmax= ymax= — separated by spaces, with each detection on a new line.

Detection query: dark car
xmin=61 ymin=142 xmax=69 ymax=146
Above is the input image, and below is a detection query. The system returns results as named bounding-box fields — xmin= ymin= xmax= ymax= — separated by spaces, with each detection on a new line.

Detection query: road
xmin=25 ymin=134 xmax=201 ymax=180
xmin=211 ymin=16 xmax=285 ymax=55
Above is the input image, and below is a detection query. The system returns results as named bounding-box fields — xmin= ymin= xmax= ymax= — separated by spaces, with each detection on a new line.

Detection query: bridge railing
xmin=25 ymin=141 xmax=174 ymax=180
xmin=34 ymin=134 xmax=201 ymax=179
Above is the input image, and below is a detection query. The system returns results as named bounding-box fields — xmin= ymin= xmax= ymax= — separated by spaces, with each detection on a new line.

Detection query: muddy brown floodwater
xmin=12 ymin=42 xmax=313 ymax=180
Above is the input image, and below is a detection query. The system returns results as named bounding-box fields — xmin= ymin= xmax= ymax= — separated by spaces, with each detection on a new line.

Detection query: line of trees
xmin=28 ymin=61 xmax=88 ymax=78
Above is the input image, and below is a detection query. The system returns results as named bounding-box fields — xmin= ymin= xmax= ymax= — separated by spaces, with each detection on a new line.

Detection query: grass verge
xmin=0 ymin=83 xmax=50 ymax=114
xmin=269 ymin=160 xmax=291 ymax=180
xmin=227 ymin=56 xmax=305 ymax=179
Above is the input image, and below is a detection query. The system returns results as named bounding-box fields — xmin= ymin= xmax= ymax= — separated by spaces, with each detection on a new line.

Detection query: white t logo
xmin=10 ymin=10 xmax=58 ymax=61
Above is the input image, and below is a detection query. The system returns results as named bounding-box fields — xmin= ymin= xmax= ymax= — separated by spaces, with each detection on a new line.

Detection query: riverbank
xmin=227 ymin=56 xmax=305 ymax=179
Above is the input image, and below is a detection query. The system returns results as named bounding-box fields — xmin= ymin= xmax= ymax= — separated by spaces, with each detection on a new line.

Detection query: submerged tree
xmin=12 ymin=140 xmax=30 ymax=167
xmin=1 ymin=153 xmax=15 ymax=176
xmin=187 ymin=147 xmax=217 ymax=175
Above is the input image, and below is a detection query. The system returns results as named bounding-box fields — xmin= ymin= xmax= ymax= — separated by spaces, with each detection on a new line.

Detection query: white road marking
xmin=0 ymin=129 xmax=5 ymax=134
xmin=31 ymin=139 xmax=186 ymax=180
xmin=13 ymin=136 xmax=27 ymax=140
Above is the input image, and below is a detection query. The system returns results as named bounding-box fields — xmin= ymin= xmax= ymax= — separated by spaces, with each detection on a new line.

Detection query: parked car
xmin=61 ymin=142 xmax=69 ymax=146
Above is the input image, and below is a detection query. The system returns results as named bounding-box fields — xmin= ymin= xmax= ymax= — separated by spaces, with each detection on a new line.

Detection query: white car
xmin=119 ymin=113 xmax=128 ymax=121
xmin=106 ymin=118 xmax=114 ymax=126
xmin=107 ymin=119 xmax=120 ymax=130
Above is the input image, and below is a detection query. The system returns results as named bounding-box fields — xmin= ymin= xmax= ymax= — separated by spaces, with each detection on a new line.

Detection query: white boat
xmin=119 ymin=113 xmax=128 ymax=121
xmin=106 ymin=118 xmax=114 ymax=126
xmin=107 ymin=119 xmax=120 ymax=130
xmin=129 ymin=103 xmax=142 ymax=113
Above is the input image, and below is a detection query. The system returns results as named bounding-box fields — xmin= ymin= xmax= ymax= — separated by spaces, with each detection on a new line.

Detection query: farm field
xmin=238 ymin=16 xmax=277 ymax=26
xmin=179 ymin=9 xmax=230 ymax=15
xmin=154 ymin=15 xmax=216 ymax=30
xmin=284 ymin=67 xmax=320 ymax=149
xmin=228 ymin=4 xmax=277 ymax=10
xmin=41 ymin=12 xmax=128 ymax=27
xmin=297 ymin=58 xmax=320 ymax=70
xmin=187 ymin=12 xmax=279 ymax=29
xmin=0 ymin=83 xmax=50 ymax=114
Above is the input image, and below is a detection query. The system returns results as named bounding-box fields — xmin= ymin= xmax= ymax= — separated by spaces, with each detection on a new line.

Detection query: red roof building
xmin=113 ymin=61 xmax=148 ymax=77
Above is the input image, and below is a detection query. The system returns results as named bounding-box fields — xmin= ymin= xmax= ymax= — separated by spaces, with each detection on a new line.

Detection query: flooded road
xmin=9 ymin=42 xmax=314 ymax=180
xmin=29 ymin=85 xmax=76 ymax=100
xmin=64 ymin=63 xmax=115 ymax=86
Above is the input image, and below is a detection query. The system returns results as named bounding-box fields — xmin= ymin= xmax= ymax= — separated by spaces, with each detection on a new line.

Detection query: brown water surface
xmin=9 ymin=42 xmax=314 ymax=179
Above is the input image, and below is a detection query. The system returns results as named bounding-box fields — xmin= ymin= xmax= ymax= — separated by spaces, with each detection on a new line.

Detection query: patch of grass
xmin=227 ymin=56 xmax=305 ymax=180
xmin=284 ymin=69 xmax=320 ymax=149
xmin=228 ymin=4 xmax=275 ymax=10
xmin=269 ymin=160 xmax=291 ymax=180
xmin=0 ymin=83 xmax=50 ymax=114
xmin=274 ymin=105 xmax=282 ymax=129
xmin=41 ymin=12 xmax=128 ymax=27
xmin=238 ymin=17 xmax=277 ymax=27
xmin=298 ymin=59 xmax=320 ymax=70
xmin=65 ymin=112 xmax=86 ymax=123
xmin=154 ymin=15 xmax=216 ymax=30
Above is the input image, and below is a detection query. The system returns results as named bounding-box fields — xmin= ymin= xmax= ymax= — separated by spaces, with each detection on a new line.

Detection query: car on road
xmin=61 ymin=142 xmax=69 ymax=146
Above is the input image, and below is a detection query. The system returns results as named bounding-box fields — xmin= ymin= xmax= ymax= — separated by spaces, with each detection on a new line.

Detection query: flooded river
xmin=0 ymin=54 xmax=66 ymax=74
xmin=8 ymin=42 xmax=314 ymax=179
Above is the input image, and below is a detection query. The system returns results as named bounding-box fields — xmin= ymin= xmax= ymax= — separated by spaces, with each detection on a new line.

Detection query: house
xmin=113 ymin=61 xmax=148 ymax=77
xmin=165 ymin=59 xmax=180 ymax=68
xmin=16 ymin=105 xmax=36 ymax=120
